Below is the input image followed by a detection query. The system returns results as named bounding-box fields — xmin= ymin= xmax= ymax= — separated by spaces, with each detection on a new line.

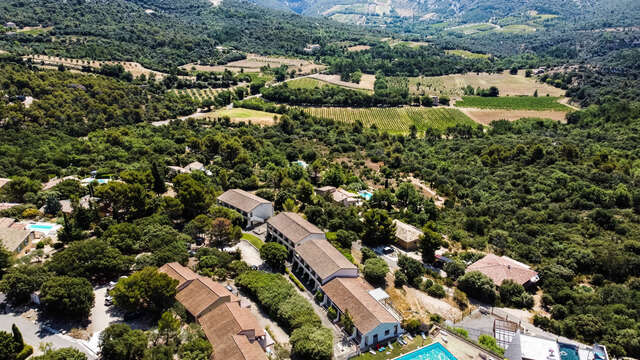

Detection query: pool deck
xmin=432 ymin=330 xmax=500 ymax=360
xmin=391 ymin=341 xmax=454 ymax=360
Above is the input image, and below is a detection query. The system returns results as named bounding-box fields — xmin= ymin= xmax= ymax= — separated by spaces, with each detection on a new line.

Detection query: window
xmin=385 ymin=329 xmax=390 ymax=336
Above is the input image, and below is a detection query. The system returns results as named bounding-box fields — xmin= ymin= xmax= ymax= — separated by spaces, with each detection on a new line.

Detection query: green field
xmin=445 ymin=49 xmax=491 ymax=59
xmin=242 ymin=233 xmax=264 ymax=249
xmin=287 ymin=78 xmax=329 ymax=89
xmin=454 ymin=96 xmax=570 ymax=110
xmin=500 ymin=24 xmax=537 ymax=33
xmin=304 ymin=107 xmax=476 ymax=133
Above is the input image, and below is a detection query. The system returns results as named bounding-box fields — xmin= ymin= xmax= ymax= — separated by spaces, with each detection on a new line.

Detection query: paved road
xmin=227 ymin=239 xmax=264 ymax=268
xmin=0 ymin=311 xmax=97 ymax=359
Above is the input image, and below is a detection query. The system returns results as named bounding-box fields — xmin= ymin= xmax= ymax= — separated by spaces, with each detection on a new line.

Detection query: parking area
xmin=227 ymin=239 xmax=264 ymax=268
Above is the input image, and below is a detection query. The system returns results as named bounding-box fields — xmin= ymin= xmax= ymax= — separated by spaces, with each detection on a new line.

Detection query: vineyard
xmin=454 ymin=96 xmax=570 ymax=111
xmin=171 ymin=88 xmax=222 ymax=101
xmin=287 ymin=78 xmax=329 ymax=89
xmin=303 ymin=107 xmax=475 ymax=133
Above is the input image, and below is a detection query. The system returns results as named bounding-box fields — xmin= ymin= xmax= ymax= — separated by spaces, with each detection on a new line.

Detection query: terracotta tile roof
xmin=322 ymin=277 xmax=398 ymax=334
xmin=332 ymin=188 xmax=357 ymax=202
xmin=0 ymin=203 xmax=21 ymax=211
xmin=267 ymin=212 xmax=324 ymax=244
xmin=42 ymin=176 xmax=79 ymax=191
xmin=466 ymin=253 xmax=539 ymax=286
xmin=295 ymin=239 xmax=356 ymax=280
xmin=176 ymin=277 xmax=238 ymax=317
xmin=218 ymin=189 xmax=271 ymax=213
xmin=0 ymin=227 xmax=33 ymax=252
xmin=393 ymin=220 xmax=423 ymax=246
xmin=184 ymin=161 xmax=205 ymax=172
xmin=158 ymin=262 xmax=199 ymax=287
xmin=199 ymin=302 xmax=267 ymax=360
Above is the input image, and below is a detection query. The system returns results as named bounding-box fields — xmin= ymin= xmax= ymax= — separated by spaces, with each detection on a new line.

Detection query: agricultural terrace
xmin=24 ymin=55 xmax=173 ymax=79
xmin=347 ymin=45 xmax=371 ymax=52
xmin=454 ymin=96 xmax=570 ymax=111
xmin=459 ymin=109 xmax=568 ymax=125
xmin=445 ymin=49 xmax=490 ymax=59
xmin=181 ymin=54 xmax=325 ymax=75
xmin=303 ymin=107 xmax=475 ymax=133
xmin=408 ymin=70 xmax=566 ymax=97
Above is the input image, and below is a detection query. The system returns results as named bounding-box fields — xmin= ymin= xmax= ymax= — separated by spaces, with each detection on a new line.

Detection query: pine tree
xmin=11 ymin=324 xmax=23 ymax=348
xmin=151 ymin=161 xmax=167 ymax=194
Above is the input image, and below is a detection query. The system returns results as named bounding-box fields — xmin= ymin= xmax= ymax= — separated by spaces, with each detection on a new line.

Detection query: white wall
xmin=251 ymin=203 xmax=274 ymax=222
xmin=359 ymin=322 xmax=403 ymax=350
xmin=322 ymin=268 xmax=358 ymax=285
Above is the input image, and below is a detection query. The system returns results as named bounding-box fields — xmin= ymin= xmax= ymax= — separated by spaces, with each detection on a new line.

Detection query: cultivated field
xmin=303 ymin=107 xmax=475 ymax=133
xmin=409 ymin=70 xmax=566 ymax=97
xmin=171 ymin=88 xmax=226 ymax=101
xmin=308 ymin=73 xmax=376 ymax=91
xmin=180 ymin=108 xmax=280 ymax=126
xmin=454 ymin=96 xmax=570 ymax=111
xmin=459 ymin=109 xmax=568 ymax=125
xmin=24 ymin=55 xmax=175 ymax=79
xmin=347 ymin=45 xmax=371 ymax=52
xmin=286 ymin=78 xmax=329 ymax=89
xmin=182 ymin=54 xmax=325 ymax=75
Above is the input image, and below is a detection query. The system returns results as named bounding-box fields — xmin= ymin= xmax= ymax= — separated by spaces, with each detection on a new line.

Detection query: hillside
xmin=0 ymin=0 xmax=380 ymax=71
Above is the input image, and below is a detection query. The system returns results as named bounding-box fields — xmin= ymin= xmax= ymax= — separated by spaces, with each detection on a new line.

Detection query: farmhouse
xmin=39 ymin=195 xmax=93 ymax=214
xmin=292 ymin=238 xmax=357 ymax=291
xmin=42 ymin=176 xmax=79 ymax=191
xmin=159 ymin=263 xmax=268 ymax=360
xmin=4 ymin=22 xmax=17 ymax=29
xmin=168 ymin=161 xmax=211 ymax=176
xmin=314 ymin=186 xmax=361 ymax=206
xmin=320 ymin=277 xmax=403 ymax=351
xmin=266 ymin=212 xmax=325 ymax=253
xmin=217 ymin=189 xmax=274 ymax=227
xmin=393 ymin=219 xmax=423 ymax=250
xmin=315 ymin=185 xmax=336 ymax=196
xmin=0 ymin=227 xmax=35 ymax=253
xmin=466 ymin=253 xmax=539 ymax=287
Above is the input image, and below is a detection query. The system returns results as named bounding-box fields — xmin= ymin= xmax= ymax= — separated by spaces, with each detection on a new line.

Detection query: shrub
xmin=478 ymin=335 xmax=504 ymax=356
xmin=327 ymin=306 xmax=337 ymax=321
xmin=363 ymin=258 xmax=389 ymax=287
xmin=21 ymin=208 xmax=40 ymax=219
xmin=427 ymin=284 xmax=446 ymax=298
xmin=16 ymin=345 xmax=33 ymax=360
xmin=453 ymin=289 xmax=468 ymax=309
xmin=315 ymin=290 xmax=324 ymax=303
xmin=361 ymin=247 xmax=377 ymax=263
xmin=453 ymin=327 xmax=468 ymax=339
xmin=457 ymin=271 xmax=496 ymax=304
xmin=402 ymin=318 xmax=422 ymax=334
xmin=394 ymin=270 xmax=407 ymax=287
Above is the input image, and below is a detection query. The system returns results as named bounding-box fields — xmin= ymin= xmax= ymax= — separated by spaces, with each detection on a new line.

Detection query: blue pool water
xmin=358 ymin=190 xmax=373 ymax=200
xmin=395 ymin=343 xmax=458 ymax=360
xmin=28 ymin=224 xmax=55 ymax=231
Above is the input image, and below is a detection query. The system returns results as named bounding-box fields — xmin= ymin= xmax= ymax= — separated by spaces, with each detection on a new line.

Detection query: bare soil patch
xmin=458 ymin=108 xmax=567 ymax=125
xmin=183 ymin=54 xmax=325 ymax=75
xmin=347 ymin=45 xmax=371 ymax=52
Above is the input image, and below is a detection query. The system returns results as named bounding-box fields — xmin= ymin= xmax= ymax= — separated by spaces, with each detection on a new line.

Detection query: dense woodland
xmin=0 ymin=59 xmax=639 ymax=356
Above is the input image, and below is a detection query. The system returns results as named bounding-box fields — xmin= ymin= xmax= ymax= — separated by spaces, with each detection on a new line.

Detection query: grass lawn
xmin=455 ymin=96 xmax=570 ymax=111
xmin=352 ymin=336 xmax=430 ymax=360
xmin=215 ymin=108 xmax=277 ymax=119
xmin=242 ymin=233 xmax=264 ymax=249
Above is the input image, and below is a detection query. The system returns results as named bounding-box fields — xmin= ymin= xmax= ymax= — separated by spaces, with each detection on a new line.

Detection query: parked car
xmin=105 ymin=296 xmax=113 ymax=306
xmin=382 ymin=246 xmax=394 ymax=255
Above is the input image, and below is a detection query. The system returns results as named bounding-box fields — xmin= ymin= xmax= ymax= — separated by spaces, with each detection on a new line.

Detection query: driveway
xmin=227 ymin=239 xmax=263 ymax=267
xmin=0 ymin=311 xmax=97 ymax=359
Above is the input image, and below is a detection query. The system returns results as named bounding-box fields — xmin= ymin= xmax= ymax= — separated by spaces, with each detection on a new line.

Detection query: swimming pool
xmin=27 ymin=224 xmax=55 ymax=231
xmin=394 ymin=342 xmax=458 ymax=360
xmin=559 ymin=343 xmax=579 ymax=360
xmin=358 ymin=190 xmax=373 ymax=201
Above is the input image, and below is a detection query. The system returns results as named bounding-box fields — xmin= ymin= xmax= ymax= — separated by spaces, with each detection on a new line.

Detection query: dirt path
xmin=408 ymin=176 xmax=445 ymax=208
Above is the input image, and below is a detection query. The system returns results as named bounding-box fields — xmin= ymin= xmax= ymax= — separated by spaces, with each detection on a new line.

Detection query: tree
xmin=0 ymin=245 xmax=11 ymax=277
xmin=39 ymin=276 xmax=95 ymax=319
xmin=184 ymin=214 xmax=211 ymax=242
xmin=11 ymin=324 xmax=23 ymax=348
xmin=370 ymin=189 xmax=395 ymax=210
xmin=158 ymin=311 xmax=181 ymax=344
xmin=0 ymin=330 xmax=20 ymax=360
xmin=111 ymin=267 xmax=178 ymax=314
xmin=394 ymin=270 xmax=407 ymax=287
xmin=95 ymin=182 xmax=150 ymax=221
xmin=44 ymin=194 xmax=62 ymax=215
xmin=290 ymin=325 xmax=333 ymax=360
xmin=99 ymin=324 xmax=148 ymax=360
xmin=296 ymin=179 xmax=314 ymax=204
xmin=151 ymin=162 xmax=167 ymax=194
xmin=443 ymin=261 xmax=466 ymax=280
xmin=398 ymin=255 xmax=424 ymax=286
xmin=499 ymin=280 xmax=533 ymax=308
xmin=102 ymin=222 xmax=142 ymax=254
xmin=173 ymin=174 xmax=208 ymax=220
xmin=340 ymin=310 xmax=354 ymax=334
xmin=420 ymin=228 xmax=441 ymax=263
xmin=48 ymin=239 xmax=131 ymax=280
xmin=32 ymin=347 xmax=87 ymax=360
xmin=457 ymin=271 xmax=497 ymax=304
xmin=209 ymin=217 xmax=239 ymax=248
xmin=0 ymin=264 xmax=53 ymax=304
xmin=361 ymin=209 xmax=396 ymax=246
xmin=478 ymin=334 xmax=504 ymax=356
xmin=260 ymin=242 xmax=288 ymax=272
xmin=334 ymin=230 xmax=357 ymax=249
xmin=1 ymin=176 xmax=41 ymax=202
xmin=363 ymin=258 xmax=389 ymax=287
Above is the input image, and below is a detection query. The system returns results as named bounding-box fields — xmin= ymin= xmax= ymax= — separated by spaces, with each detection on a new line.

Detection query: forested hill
xmin=0 ymin=0 xmax=380 ymax=71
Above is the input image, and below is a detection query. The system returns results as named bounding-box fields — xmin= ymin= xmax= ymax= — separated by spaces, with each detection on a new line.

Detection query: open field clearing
xmin=287 ymin=77 xmax=329 ymax=89
xmin=381 ymin=38 xmax=430 ymax=47
xmin=459 ymin=108 xmax=568 ymax=125
xmin=447 ymin=22 xmax=499 ymax=35
xmin=180 ymin=108 xmax=280 ymax=126
xmin=454 ymin=96 xmax=570 ymax=111
xmin=347 ymin=45 xmax=371 ymax=52
xmin=499 ymin=24 xmax=537 ymax=33
xmin=445 ymin=49 xmax=490 ymax=59
xmin=24 ymin=55 xmax=177 ymax=79
xmin=181 ymin=54 xmax=325 ymax=75
xmin=303 ymin=107 xmax=475 ymax=133
xmin=16 ymin=26 xmax=53 ymax=35
xmin=308 ymin=73 xmax=376 ymax=91
xmin=408 ymin=70 xmax=566 ymax=97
